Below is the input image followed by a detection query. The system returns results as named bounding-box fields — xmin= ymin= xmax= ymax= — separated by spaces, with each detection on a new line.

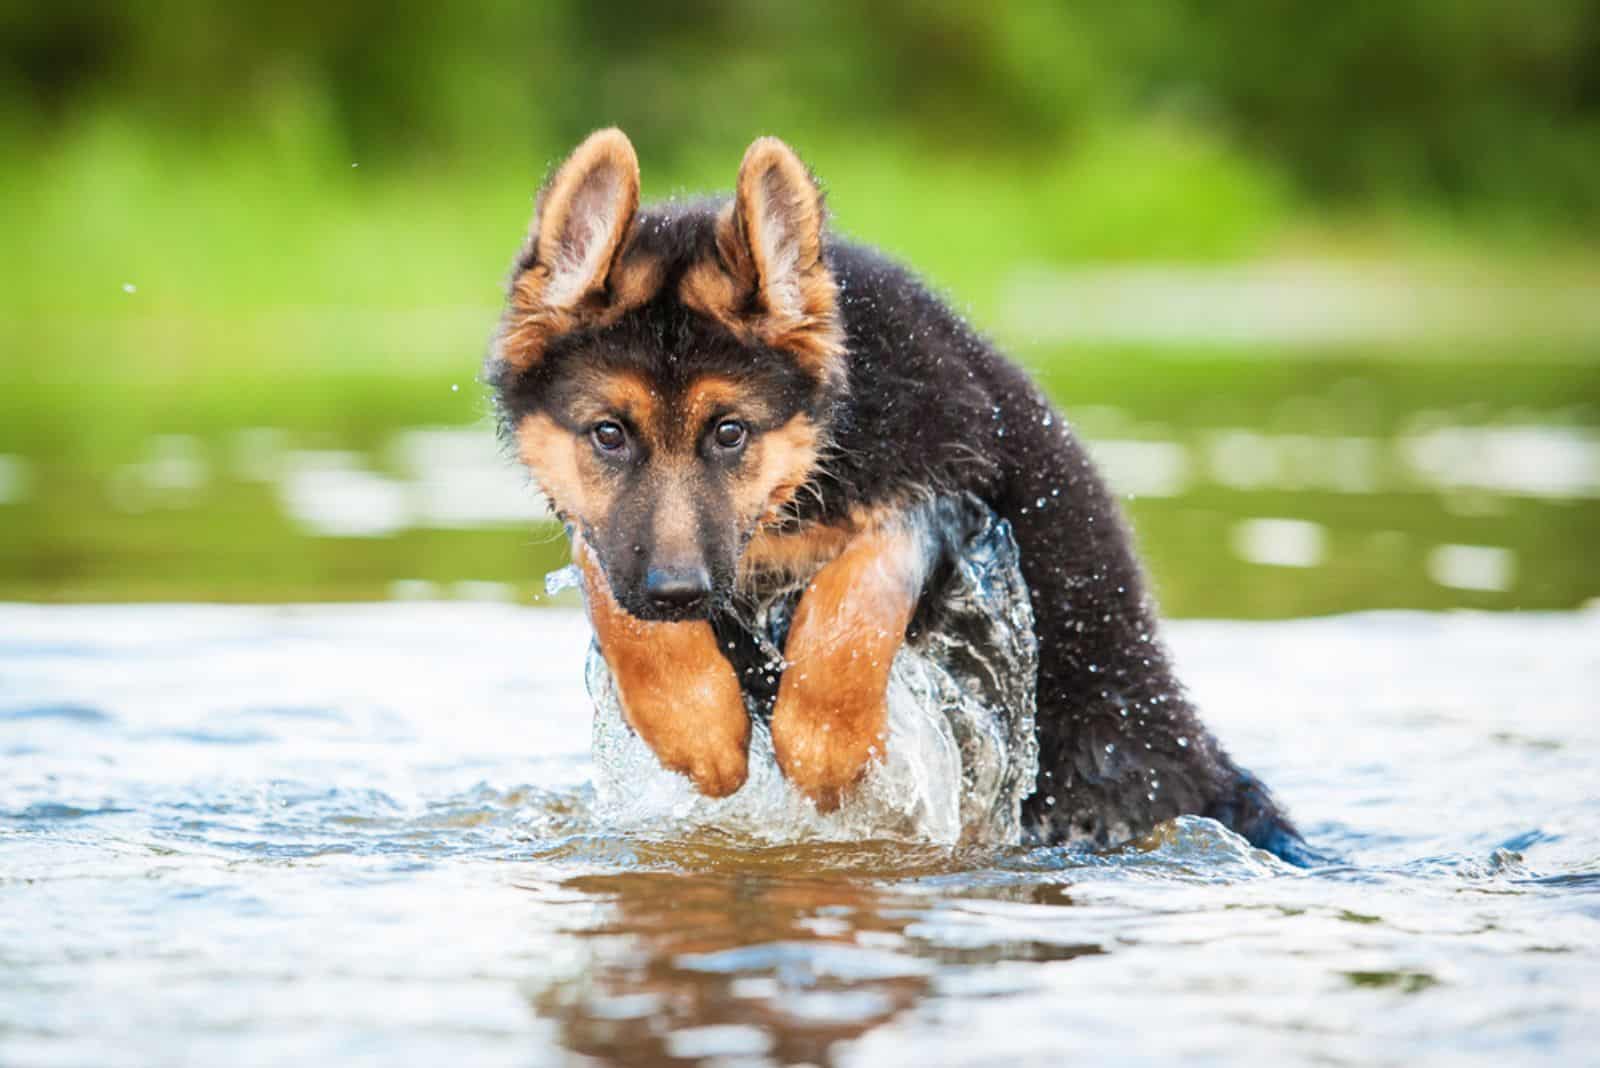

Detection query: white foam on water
xmin=588 ymin=642 xmax=984 ymax=846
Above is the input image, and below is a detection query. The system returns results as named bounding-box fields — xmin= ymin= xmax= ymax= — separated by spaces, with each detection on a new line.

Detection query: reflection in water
xmin=519 ymin=842 xmax=1095 ymax=1065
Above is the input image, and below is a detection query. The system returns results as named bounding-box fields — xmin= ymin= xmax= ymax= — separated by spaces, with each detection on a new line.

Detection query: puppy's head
xmin=489 ymin=130 xmax=845 ymax=620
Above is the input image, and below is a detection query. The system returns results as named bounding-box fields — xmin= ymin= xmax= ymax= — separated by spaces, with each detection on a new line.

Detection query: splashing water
xmin=2 ymin=601 xmax=1597 ymax=1065
xmin=583 ymin=500 xmax=1040 ymax=846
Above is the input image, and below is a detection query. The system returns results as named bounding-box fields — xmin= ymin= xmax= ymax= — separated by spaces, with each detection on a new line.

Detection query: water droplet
xmin=1177 ymin=736 xmax=1189 ymax=748
xmin=1104 ymin=743 xmax=1115 ymax=754
xmin=121 ymin=283 xmax=137 ymax=294
xmin=450 ymin=383 xmax=459 ymax=392
xmin=1035 ymin=497 xmax=1047 ymax=508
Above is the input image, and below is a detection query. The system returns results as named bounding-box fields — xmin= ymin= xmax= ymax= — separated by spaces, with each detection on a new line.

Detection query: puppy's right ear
xmin=528 ymin=127 xmax=639 ymax=307
xmin=499 ymin=129 xmax=654 ymax=372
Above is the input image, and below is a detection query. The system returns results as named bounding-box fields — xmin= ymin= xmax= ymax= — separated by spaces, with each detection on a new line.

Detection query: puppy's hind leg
xmin=770 ymin=519 xmax=928 ymax=810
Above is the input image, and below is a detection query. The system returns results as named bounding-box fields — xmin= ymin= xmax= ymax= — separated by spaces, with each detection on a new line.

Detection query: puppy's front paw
xmin=770 ymin=693 xmax=888 ymax=811
xmin=635 ymin=702 xmax=751 ymax=799
xmin=680 ymin=740 xmax=750 ymax=799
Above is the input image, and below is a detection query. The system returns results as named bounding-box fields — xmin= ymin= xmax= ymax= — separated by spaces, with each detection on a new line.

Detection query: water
xmin=3 ymin=602 xmax=1597 ymax=1066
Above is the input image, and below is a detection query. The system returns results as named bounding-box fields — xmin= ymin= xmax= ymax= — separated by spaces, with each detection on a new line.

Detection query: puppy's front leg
xmin=576 ymin=541 xmax=750 ymax=797
xmin=771 ymin=523 xmax=926 ymax=810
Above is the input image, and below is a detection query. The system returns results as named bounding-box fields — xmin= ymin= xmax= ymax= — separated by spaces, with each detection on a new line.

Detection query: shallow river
xmin=2 ymin=605 xmax=1597 ymax=1066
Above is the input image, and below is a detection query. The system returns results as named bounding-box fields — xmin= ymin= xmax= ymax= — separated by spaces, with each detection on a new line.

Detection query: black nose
xmin=644 ymin=566 xmax=712 ymax=611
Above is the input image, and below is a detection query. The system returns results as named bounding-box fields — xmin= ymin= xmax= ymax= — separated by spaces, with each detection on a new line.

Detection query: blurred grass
xmin=3 ymin=111 xmax=1294 ymax=332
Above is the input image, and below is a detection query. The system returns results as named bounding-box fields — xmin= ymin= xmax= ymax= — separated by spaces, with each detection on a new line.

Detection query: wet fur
xmin=489 ymin=131 xmax=1306 ymax=860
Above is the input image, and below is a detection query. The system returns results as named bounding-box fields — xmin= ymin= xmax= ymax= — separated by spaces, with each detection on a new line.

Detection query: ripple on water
xmin=0 ymin=604 xmax=1597 ymax=1065
xmin=0 ymin=703 xmax=113 ymax=724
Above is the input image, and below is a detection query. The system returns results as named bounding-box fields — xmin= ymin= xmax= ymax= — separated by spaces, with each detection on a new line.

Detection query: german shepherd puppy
xmin=488 ymin=129 xmax=1304 ymax=858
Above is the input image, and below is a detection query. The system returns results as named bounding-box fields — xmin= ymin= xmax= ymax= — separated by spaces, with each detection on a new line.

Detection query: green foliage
xmin=4 ymin=1 xmax=1597 ymax=221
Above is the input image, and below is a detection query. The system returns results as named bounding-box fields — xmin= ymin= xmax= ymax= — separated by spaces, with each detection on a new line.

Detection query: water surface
xmin=2 ymin=605 xmax=1597 ymax=1065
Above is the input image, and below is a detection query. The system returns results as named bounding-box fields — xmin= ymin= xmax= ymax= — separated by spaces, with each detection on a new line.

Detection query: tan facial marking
xmin=590 ymin=370 xmax=658 ymax=432
xmin=515 ymin=411 xmax=590 ymax=519
xmin=734 ymin=413 xmax=821 ymax=527
xmin=513 ymin=366 xmax=668 ymax=523
xmin=681 ymin=376 xmax=747 ymax=430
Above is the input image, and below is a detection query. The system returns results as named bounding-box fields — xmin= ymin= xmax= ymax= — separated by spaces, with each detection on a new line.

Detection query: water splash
xmin=544 ymin=563 xmax=581 ymax=597
xmin=583 ymin=499 xmax=1039 ymax=846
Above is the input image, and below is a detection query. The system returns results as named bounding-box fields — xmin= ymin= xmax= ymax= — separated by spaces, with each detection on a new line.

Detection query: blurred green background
xmin=2 ymin=1 xmax=1597 ymax=616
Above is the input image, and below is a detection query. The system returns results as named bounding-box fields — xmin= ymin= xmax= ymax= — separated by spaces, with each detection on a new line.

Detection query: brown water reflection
xmin=519 ymin=841 xmax=1098 ymax=1065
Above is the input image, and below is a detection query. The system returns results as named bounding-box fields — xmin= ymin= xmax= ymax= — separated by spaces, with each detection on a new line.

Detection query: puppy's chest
xmin=720 ymin=517 xmax=862 ymax=716
xmin=708 ymin=595 xmax=795 ymax=719
xmin=737 ymin=518 xmax=855 ymax=587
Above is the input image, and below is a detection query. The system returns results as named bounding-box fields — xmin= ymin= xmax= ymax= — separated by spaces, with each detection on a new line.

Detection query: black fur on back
xmin=813 ymin=239 xmax=1302 ymax=856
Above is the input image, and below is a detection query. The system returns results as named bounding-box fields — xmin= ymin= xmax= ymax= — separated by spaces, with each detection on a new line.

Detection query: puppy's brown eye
xmin=713 ymin=419 xmax=747 ymax=450
xmin=592 ymin=421 xmax=626 ymax=452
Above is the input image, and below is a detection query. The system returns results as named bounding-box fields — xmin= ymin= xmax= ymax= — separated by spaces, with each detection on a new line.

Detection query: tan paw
xmin=771 ymin=696 xmax=887 ymax=811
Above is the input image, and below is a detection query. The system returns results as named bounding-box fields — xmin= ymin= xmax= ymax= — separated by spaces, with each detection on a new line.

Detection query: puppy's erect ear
xmin=683 ymin=137 xmax=844 ymax=389
xmin=497 ymin=129 xmax=661 ymax=373
xmin=726 ymin=137 xmax=826 ymax=321
xmin=531 ymin=127 xmax=639 ymax=307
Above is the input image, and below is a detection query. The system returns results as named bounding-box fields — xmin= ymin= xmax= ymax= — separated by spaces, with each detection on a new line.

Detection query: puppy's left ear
xmin=685 ymin=137 xmax=844 ymax=387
